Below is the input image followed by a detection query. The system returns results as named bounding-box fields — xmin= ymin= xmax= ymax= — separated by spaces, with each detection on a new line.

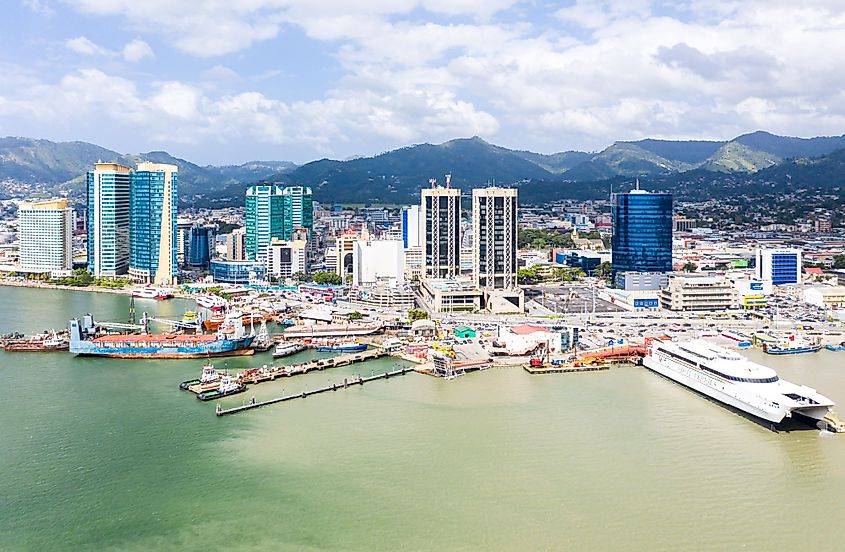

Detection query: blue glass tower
xmin=189 ymin=224 xmax=215 ymax=268
xmin=611 ymin=189 xmax=673 ymax=287
xmin=129 ymin=163 xmax=178 ymax=285
xmin=86 ymin=163 xmax=131 ymax=277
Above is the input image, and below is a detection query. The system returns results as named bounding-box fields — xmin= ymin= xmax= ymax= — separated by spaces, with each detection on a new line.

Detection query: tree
xmin=833 ymin=255 xmax=845 ymax=269
xmin=408 ymin=309 xmax=429 ymax=322
xmin=312 ymin=271 xmax=342 ymax=285
xmin=594 ymin=261 xmax=612 ymax=279
xmin=348 ymin=311 xmax=364 ymax=321
xmin=683 ymin=261 xmax=698 ymax=273
xmin=292 ymin=271 xmax=308 ymax=283
xmin=517 ymin=267 xmax=539 ymax=284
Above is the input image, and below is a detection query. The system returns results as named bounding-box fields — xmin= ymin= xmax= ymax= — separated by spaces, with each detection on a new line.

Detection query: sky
xmin=2 ymin=0 xmax=845 ymax=165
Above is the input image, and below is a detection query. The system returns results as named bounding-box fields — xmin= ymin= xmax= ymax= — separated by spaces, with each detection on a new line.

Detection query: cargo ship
xmin=1 ymin=330 xmax=69 ymax=352
xmin=68 ymin=315 xmax=254 ymax=359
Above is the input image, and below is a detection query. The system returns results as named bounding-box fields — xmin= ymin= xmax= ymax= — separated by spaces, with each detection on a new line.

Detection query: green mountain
xmin=0 ymin=137 xmax=295 ymax=198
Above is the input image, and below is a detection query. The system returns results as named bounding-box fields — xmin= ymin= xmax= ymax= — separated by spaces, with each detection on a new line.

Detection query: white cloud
xmin=22 ymin=0 xmax=55 ymax=16
xmin=65 ymin=36 xmax=108 ymax=56
xmin=121 ymin=39 xmax=155 ymax=62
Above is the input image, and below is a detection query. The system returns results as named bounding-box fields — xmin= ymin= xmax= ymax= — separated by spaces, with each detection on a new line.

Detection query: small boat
xmin=196 ymin=375 xmax=246 ymax=401
xmin=131 ymin=286 xmax=174 ymax=300
xmin=825 ymin=342 xmax=845 ymax=351
xmin=203 ymin=311 xmax=272 ymax=331
xmin=2 ymin=330 xmax=69 ymax=352
xmin=272 ymin=342 xmax=306 ymax=358
xmin=196 ymin=295 xmax=228 ymax=311
xmin=315 ymin=341 xmax=368 ymax=352
xmin=763 ymin=338 xmax=822 ymax=355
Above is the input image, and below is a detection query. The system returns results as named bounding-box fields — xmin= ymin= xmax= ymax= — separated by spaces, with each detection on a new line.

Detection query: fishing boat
xmin=272 ymin=342 xmax=306 ymax=358
xmin=763 ymin=337 xmax=822 ymax=355
xmin=131 ymin=286 xmax=174 ymax=300
xmin=68 ymin=315 xmax=255 ymax=359
xmin=1 ymin=330 xmax=69 ymax=352
xmin=315 ymin=340 xmax=367 ymax=352
xmin=196 ymin=375 xmax=246 ymax=401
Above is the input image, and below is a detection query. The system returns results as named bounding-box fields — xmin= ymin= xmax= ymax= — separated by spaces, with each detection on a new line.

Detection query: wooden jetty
xmin=523 ymin=357 xmax=635 ymax=375
xmin=215 ymin=366 xmax=415 ymax=416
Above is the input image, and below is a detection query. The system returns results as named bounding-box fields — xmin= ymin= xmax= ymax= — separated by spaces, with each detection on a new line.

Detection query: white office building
xmin=266 ymin=239 xmax=307 ymax=280
xmin=352 ymin=239 xmax=404 ymax=287
xmin=401 ymin=205 xmax=422 ymax=249
xmin=756 ymin=248 xmax=802 ymax=286
xmin=18 ymin=199 xmax=74 ymax=276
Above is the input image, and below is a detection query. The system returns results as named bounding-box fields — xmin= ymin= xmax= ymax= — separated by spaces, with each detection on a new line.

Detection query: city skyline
xmin=3 ymin=2 xmax=845 ymax=165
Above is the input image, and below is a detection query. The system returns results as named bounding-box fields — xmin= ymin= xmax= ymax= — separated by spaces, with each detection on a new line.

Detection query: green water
xmin=2 ymin=286 xmax=845 ymax=551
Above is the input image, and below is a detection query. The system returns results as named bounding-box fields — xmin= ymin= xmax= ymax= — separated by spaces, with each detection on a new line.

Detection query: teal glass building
xmin=129 ymin=164 xmax=178 ymax=285
xmin=86 ymin=163 xmax=132 ymax=277
xmin=281 ymin=185 xmax=313 ymax=240
xmin=245 ymin=185 xmax=285 ymax=261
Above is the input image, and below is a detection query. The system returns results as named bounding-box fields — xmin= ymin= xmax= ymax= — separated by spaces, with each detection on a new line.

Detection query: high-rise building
xmin=281 ymin=185 xmax=313 ymax=239
xmin=245 ymin=185 xmax=284 ymax=261
xmin=18 ymin=199 xmax=74 ymax=276
xmin=87 ymin=163 xmax=132 ymax=277
xmin=188 ymin=224 xmax=216 ymax=268
xmin=266 ymin=238 xmax=307 ymax=280
xmin=611 ymin=188 xmax=673 ymax=288
xmin=129 ymin=163 xmax=178 ymax=285
xmin=176 ymin=218 xmax=193 ymax=266
xmin=401 ymin=205 xmax=421 ymax=249
xmin=352 ymin=239 xmax=404 ymax=287
xmin=421 ymin=185 xmax=461 ymax=279
xmin=223 ymin=227 xmax=246 ymax=261
xmin=472 ymin=187 xmax=518 ymax=290
xmin=472 ymin=187 xmax=523 ymax=313
xmin=756 ymin=248 xmax=801 ymax=286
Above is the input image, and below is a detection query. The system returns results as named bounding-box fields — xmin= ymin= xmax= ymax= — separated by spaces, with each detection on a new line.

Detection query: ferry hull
xmin=70 ymin=336 xmax=256 ymax=359
xmin=74 ymin=348 xmax=255 ymax=359
xmin=642 ymin=355 xmax=788 ymax=424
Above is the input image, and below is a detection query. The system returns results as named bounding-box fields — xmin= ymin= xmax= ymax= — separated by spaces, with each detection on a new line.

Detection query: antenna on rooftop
xmin=429 ymin=177 xmax=437 ymax=188
xmin=445 ymin=174 xmax=452 ymax=189
xmin=635 ymin=178 xmax=640 ymax=191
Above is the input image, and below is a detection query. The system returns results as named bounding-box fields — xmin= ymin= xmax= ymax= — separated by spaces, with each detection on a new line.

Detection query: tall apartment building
xmin=472 ymin=187 xmax=518 ymax=289
xmin=224 ymin=227 xmax=246 ymax=261
xmin=87 ymin=163 xmax=132 ymax=277
xmin=245 ymin=185 xmax=284 ymax=261
xmin=281 ymin=185 xmax=313 ymax=239
xmin=188 ymin=224 xmax=216 ymax=268
xmin=401 ymin=205 xmax=422 ymax=249
xmin=611 ymin=188 xmax=673 ymax=289
xmin=129 ymin=163 xmax=178 ymax=285
xmin=18 ymin=199 xmax=74 ymax=276
xmin=421 ymin=186 xmax=461 ymax=279
xmin=756 ymin=248 xmax=802 ymax=286
xmin=352 ymin=239 xmax=404 ymax=287
xmin=472 ymin=187 xmax=523 ymax=313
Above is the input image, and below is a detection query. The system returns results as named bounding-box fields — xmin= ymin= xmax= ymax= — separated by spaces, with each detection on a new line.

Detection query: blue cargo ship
xmin=69 ymin=316 xmax=254 ymax=359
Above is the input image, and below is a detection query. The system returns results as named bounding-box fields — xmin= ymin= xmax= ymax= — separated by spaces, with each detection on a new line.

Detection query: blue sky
xmin=2 ymin=1 xmax=845 ymax=165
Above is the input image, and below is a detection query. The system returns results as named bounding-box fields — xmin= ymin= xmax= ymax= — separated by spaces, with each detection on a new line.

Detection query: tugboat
xmin=272 ymin=341 xmax=306 ymax=358
xmin=315 ymin=340 xmax=368 ymax=352
xmin=196 ymin=374 xmax=246 ymax=401
xmin=179 ymin=363 xmax=221 ymax=390
xmin=826 ymin=342 xmax=845 ymax=351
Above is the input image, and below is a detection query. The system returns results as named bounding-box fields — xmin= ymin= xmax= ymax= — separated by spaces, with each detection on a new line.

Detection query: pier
xmin=523 ymin=356 xmax=637 ymax=375
xmin=215 ymin=366 xmax=415 ymax=416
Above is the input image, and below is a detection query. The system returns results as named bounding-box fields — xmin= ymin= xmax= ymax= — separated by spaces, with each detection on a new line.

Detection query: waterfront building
xmin=611 ymin=188 xmax=673 ymax=289
xmin=659 ymin=275 xmax=737 ymax=311
xmin=87 ymin=163 xmax=131 ymax=277
xmin=210 ymin=260 xmax=266 ymax=284
xmin=756 ymin=248 xmax=801 ymax=286
xmin=616 ymin=271 xmax=669 ymax=291
xmin=334 ymin=232 xmax=360 ymax=277
xmin=266 ymin=239 xmax=307 ymax=280
xmin=281 ymin=185 xmax=313 ymax=240
xmin=18 ymin=199 xmax=74 ymax=276
xmin=245 ymin=185 xmax=284 ymax=261
xmin=352 ymin=239 xmax=404 ymax=287
xmin=421 ymin=185 xmax=461 ymax=279
xmin=401 ymin=205 xmax=422 ymax=249
xmin=419 ymin=278 xmax=483 ymax=313
xmin=472 ymin=186 xmax=523 ymax=313
xmin=129 ymin=163 xmax=178 ymax=285
xmin=803 ymin=286 xmax=845 ymax=309
xmin=345 ymin=284 xmax=416 ymax=310
xmin=176 ymin=218 xmax=192 ymax=266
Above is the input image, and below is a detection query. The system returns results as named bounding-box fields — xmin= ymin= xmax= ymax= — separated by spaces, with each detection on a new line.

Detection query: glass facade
xmin=129 ymin=167 xmax=178 ymax=283
xmin=188 ymin=225 xmax=215 ymax=268
xmin=86 ymin=166 xmax=131 ymax=277
xmin=770 ymin=253 xmax=799 ymax=286
xmin=210 ymin=260 xmax=266 ymax=283
xmin=245 ymin=186 xmax=284 ymax=261
xmin=281 ymin=186 xmax=313 ymax=240
xmin=611 ymin=191 xmax=673 ymax=286
xmin=423 ymin=194 xmax=461 ymax=278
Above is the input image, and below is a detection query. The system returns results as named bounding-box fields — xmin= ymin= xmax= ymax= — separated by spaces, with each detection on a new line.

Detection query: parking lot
xmin=525 ymin=285 xmax=626 ymax=314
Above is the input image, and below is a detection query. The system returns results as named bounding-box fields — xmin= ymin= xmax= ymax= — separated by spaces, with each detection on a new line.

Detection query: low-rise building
xmin=803 ymin=286 xmax=845 ymax=309
xmin=420 ymin=278 xmax=483 ymax=313
xmin=659 ymin=275 xmax=737 ymax=311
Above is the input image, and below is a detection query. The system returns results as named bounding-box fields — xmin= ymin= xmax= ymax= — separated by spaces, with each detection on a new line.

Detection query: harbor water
xmin=1 ymin=286 xmax=845 ymax=550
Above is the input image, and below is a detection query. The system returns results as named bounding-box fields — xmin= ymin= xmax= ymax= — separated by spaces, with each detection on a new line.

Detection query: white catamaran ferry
xmin=643 ymin=339 xmax=839 ymax=429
